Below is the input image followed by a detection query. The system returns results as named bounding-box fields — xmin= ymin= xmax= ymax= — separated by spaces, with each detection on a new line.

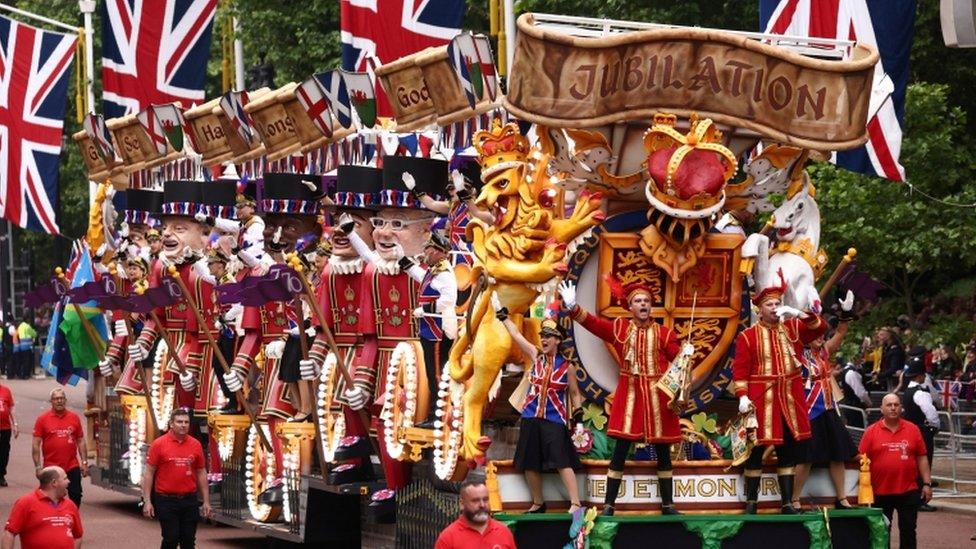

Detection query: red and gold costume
xmin=571 ymin=309 xmax=682 ymax=443
xmin=136 ymin=260 xmax=222 ymax=416
xmin=230 ymin=299 xmax=300 ymax=420
xmin=731 ymin=315 xmax=826 ymax=445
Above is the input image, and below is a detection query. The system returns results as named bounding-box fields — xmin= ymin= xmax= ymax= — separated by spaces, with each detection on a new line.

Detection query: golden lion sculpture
xmin=447 ymin=120 xmax=604 ymax=463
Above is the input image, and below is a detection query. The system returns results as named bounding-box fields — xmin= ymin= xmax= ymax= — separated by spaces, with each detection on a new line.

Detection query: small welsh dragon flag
xmin=340 ymin=70 xmax=376 ymax=128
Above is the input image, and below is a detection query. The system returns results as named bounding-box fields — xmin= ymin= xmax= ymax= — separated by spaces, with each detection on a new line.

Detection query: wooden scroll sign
xmin=504 ymin=13 xmax=880 ymax=150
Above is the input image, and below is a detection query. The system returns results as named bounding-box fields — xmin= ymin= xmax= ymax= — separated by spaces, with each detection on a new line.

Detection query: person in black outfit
xmin=876 ymin=327 xmax=906 ymax=391
xmin=837 ymin=361 xmax=873 ymax=427
xmin=902 ymin=356 xmax=940 ymax=512
xmin=0 ymin=321 xmax=11 ymax=378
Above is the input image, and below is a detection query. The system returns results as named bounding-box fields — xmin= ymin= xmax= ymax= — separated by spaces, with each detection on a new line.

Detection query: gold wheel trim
xmin=316 ymin=352 xmax=345 ymax=463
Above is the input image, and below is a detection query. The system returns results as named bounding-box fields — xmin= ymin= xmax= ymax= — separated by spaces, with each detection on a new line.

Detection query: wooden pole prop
xmin=109 ymin=265 xmax=160 ymax=433
xmin=54 ymin=268 xmax=107 ymax=360
xmin=819 ymin=248 xmax=857 ymax=296
xmin=285 ymin=254 xmax=379 ymax=455
xmin=165 ymin=266 xmax=272 ymax=452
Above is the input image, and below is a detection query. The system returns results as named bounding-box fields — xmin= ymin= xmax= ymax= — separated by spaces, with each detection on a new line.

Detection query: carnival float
xmin=38 ymin=11 xmax=888 ymax=548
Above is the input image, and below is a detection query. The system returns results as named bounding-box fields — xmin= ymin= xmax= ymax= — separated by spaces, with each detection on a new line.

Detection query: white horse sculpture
xmin=741 ymin=176 xmax=823 ymax=313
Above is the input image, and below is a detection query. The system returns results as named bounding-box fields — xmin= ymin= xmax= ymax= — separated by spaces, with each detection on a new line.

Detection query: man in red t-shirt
xmin=0 ymin=381 xmax=18 ymax=486
xmin=859 ymin=393 xmax=933 ymax=549
xmin=32 ymin=388 xmax=87 ymax=507
xmin=142 ymin=408 xmax=211 ymax=549
xmin=435 ymin=480 xmax=516 ymax=549
xmin=2 ymin=465 xmax=83 ymax=549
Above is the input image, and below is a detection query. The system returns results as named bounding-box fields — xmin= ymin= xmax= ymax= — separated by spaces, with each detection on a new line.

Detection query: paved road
xmin=1 ymin=376 xmax=973 ymax=548
xmin=0 ymin=378 xmax=268 ymax=548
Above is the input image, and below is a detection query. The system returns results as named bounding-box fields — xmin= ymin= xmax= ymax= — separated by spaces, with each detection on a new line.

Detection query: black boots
xmin=744 ymin=474 xmax=760 ymax=514
xmin=779 ymin=474 xmax=799 ymax=514
xmin=603 ymin=475 xmax=622 ymax=516
xmin=659 ymin=475 xmax=681 ymax=515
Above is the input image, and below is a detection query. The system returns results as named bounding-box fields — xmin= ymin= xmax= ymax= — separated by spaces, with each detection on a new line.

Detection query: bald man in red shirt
xmin=435 ymin=480 xmax=515 ymax=549
xmin=2 ymin=466 xmax=83 ymax=549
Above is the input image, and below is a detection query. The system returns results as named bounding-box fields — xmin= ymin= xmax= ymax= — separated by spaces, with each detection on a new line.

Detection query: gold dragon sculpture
xmin=447 ymin=120 xmax=605 ymax=463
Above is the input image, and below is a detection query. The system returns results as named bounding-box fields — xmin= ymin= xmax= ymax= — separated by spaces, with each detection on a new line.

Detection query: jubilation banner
xmin=505 ymin=14 xmax=879 ymax=150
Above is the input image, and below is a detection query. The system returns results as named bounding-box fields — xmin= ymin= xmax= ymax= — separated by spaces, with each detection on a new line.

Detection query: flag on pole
xmin=219 ymin=90 xmax=255 ymax=144
xmin=296 ymin=76 xmax=334 ymax=138
xmin=340 ymin=70 xmax=376 ymax=128
xmin=759 ymin=0 xmax=915 ymax=181
xmin=935 ymin=379 xmax=961 ymax=410
xmin=318 ymin=71 xmax=353 ymax=129
xmin=137 ymin=103 xmax=185 ymax=154
xmin=0 ymin=14 xmax=77 ymax=235
xmin=83 ymin=113 xmax=117 ymax=163
xmin=101 ymin=0 xmax=218 ymax=118
xmin=41 ymin=241 xmax=110 ymax=385
xmin=340 ymin=0 xmax=465 ymax=117
xmin=447 ymin=35 xmax=477 ymax=109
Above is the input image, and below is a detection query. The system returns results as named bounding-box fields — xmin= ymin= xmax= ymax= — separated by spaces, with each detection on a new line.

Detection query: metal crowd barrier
xmin=841 ymin=404 xmax=976 ymax=496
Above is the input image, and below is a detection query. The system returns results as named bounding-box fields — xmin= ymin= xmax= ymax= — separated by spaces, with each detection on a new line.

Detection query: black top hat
xmin=202 ymin=180 xmax=237 ymax=219
xmin=330 ymin=165 xmax=382 ymax=210
xmin=261 ymin=172 xmax=323 ymax=216
xmin=161 ymin=180 xmax=236 ymax=220
xmin=380 ymin=156 xmax=448 ymax=208
xmin=122 ymin=189 xmax=163 ymax=227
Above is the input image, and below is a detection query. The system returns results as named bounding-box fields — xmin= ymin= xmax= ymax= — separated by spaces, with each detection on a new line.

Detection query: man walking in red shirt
xmin=142 ymin=408 xmax=211 ymax=549
xmin=0 ymin=380 xmax=18 ymax=486
xmin=2 ymin=465 xmax=83 ymax=549
xmin=435 ymin=480 xmax=516 ymax=549
xmin=859 ymin=393 xmax=933 ymax=549
xmin=32 ymin=388 xmax=87 ymax=507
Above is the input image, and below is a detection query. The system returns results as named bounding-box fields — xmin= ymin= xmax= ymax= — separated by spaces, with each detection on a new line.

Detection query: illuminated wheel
xmin=432 ymin=363 xmax=467 ymax=481
xmin=380 ymin=341 xmax=427 ymax=461
xmin=244 ymin=423 xmax=282 ymax=523
xmin=316 ymin=351 xmax=346 ymax=463
xmin=149 ymin=339 xmax=176 ymax=428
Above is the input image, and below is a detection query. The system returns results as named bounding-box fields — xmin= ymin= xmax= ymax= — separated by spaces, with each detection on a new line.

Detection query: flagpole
xmin=0 ymin=3 xmax=78 ymax=33
xmin=79 ymin=1 xmax=98 ymax=207
xmin=503 ymin=0 xmax=516 ymax=75
xmin=233 ymin=16 xmax=244 ymax=90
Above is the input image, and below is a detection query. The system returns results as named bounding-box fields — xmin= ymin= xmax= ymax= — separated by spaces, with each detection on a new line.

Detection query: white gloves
xmin=98 ymin=358 xmax=115 ymax=377
xmin=128 ymin=343 xmax=148 ymax=362
xmin=739 ymin=395 xmax=754 ymax=414
xmin=344 ymin=386 xmax=370 ymax=411
xmin=223 ymin=371 xmax=243 ymax=393
xmin=450 ymin=169 xmax=465 ymax=192
xmin=401 ymin=172 xmax=416 ymax=191
xmin=774 ymin=305 xmax=805 ymax=322
xmin=839 ymin=290 xmax=854 ymax=312
xmin=114 ymin=320 xmax=128 ymax=338
xmin=179 ymin=371 xmax=197 ymax=392
xmin=557 ymin=280 xmax=577 ymax=308
xmin=265 ymin=340 xmax=286 ymax=359
xmin=681 ymin=343 xmax=695 ymax=357
xmin=412 ymin=306 xmax=425 ymax=319
xmin=299 ymin=359 xmax=319 ymax=381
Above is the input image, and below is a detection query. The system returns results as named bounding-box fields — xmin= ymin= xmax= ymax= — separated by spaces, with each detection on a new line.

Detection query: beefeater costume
xmin=341 ymin=156 xmax=445 ymax=493
xmin=732 ymin=273 xmax=826 ymax=514
xmin=568 ymin=278 xmax=685 ymax=516
xmin=131 ymin=180 xmax=236 ymax=420
xmin=105 ymin=188 xmax=163 ymax=397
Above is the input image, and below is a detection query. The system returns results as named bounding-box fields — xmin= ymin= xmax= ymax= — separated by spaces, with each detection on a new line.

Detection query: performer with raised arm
xmin=333 ymin=155 xmax=444 ymax=495
xmin=793 ymin=290 xmax=859 ymax=510
xmin=732 ymin=272 xmax=827 ymax=514
xmin=558 ymin=277 xmax=692 ymax=516
xmin=400 ymin=231 xmax=458 ymax=428
xmin=493 ymin=293 xmax=582 ymax=514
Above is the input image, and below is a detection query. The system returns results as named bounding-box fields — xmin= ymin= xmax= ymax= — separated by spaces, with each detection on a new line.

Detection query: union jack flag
xmin=0 ymin=15 xmax=77 ymax=235
xmin=340 ymin=0 xmax=464 ymax=118
xmin=935 ymin=379 xmax=961 ymax=410
xmin=101 ymin=0 xmax=218 ymax=118
xmin=760 ymin=0 xmax=915 ymax=181
xmin=219 ymin=90 xmax=254 ymax=145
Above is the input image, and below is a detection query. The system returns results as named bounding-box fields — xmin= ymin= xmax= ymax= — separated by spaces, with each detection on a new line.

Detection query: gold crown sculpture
xmin=472 ymin=119 xmax=530 ymax=181
xmin=642 ymin=114 xmax=738 ymax=219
